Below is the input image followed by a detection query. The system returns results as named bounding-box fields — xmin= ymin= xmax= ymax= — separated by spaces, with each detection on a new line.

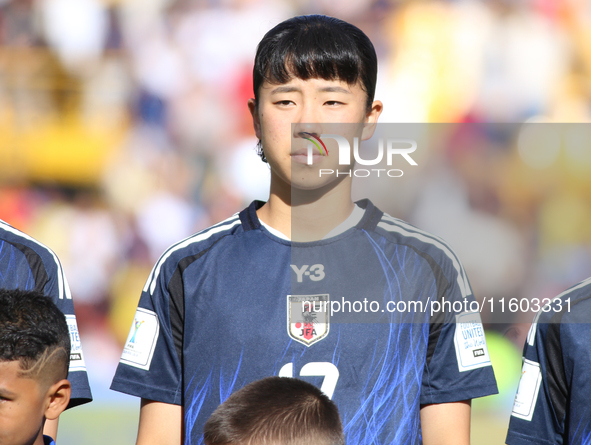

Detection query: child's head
xmin=203 ymin=377 xmax=344 ymax=445
xmin=0 ymin=289 xmax=71 ymax=445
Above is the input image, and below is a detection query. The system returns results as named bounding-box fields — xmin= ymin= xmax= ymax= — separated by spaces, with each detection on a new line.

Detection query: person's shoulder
xmin=139 ymin=211 xmax=245 ymax=295
xmin=0 ymin=218 xmax=64 ymax=279
xmin=526 ymin=276 xmax=591 ymax=346
xmin=0 ymin=219 xmax=55 ymax=256
xmin=149 ymin=211 xmax=245 ymax=270
xmin=369 ymin=202 xmax=463 ymax=265
xmin=534 ymin=277 xmax=591 ymax=324
xmin=362 ymin=201 xmax=472 ymax=296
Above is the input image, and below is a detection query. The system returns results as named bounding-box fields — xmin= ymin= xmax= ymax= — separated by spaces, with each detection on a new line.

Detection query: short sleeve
xmin=110 ymin=261 xmax=183 ymax=405
xmin=0 ymin=224 xmax=92 ymax=407
xmin=506 ymin=322 xmax=563 ymax=445
xmin=420 ymin=256 xmax=498 ymax=405
xmin=41 ymin=257 xmax=92 ymax=407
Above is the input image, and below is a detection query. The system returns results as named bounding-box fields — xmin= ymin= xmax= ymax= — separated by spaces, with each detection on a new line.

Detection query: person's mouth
xmin=290 ymin=148 xmax=326 ymax=164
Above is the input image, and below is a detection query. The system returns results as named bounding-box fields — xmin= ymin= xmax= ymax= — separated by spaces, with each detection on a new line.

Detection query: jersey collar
xmin=239 ymin=199 xmax=383 ymax=235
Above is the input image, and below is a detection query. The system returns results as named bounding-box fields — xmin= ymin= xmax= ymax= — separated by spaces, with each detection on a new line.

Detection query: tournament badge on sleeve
xmin=287 ymin=294 xmax=330 ymax=347
xmin=120 ymin=307 xmax=160 ymax=370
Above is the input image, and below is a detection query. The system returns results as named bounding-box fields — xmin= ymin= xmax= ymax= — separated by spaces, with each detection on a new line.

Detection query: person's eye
xmin=325 ymin=101 xmax=344 ymax=106
xmin=275 ymin=100 xmax=295 ymax=106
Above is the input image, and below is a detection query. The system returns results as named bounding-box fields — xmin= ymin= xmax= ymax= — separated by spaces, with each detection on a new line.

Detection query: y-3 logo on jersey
xmin=291 ymin=264 xmax=325 ymax=282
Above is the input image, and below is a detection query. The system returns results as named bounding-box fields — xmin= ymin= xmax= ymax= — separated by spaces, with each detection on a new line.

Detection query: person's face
xmin=249 ymin=76 xmax=382 ymax=192
xmin=0 ymin=360 xmax=47 ymax=445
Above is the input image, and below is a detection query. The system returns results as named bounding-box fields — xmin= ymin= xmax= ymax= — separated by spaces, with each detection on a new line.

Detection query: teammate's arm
xmin=136 ymin=399 xmax=182 ymax=445
xmin=420 ymin=400 xmax=471 ymax=445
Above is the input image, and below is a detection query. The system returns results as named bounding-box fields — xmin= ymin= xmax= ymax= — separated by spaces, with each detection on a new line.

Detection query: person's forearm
xmin=420 ymin=400 xmax=471 ymax=445
xmin=136 ymin=399 xmax=182 ymax=445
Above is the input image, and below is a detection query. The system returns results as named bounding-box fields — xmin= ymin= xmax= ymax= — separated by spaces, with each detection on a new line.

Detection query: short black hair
xmin=253 ymin=15 xmax=378 ymax=162
xmin=0 ymin=288 xmax=70 ymax=383
xmin=203 ymin=377 xmax=345 ymax=445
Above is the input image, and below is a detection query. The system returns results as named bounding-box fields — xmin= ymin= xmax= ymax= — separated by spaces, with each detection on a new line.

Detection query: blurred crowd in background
xmin=1 ymin=0 xmax=591 ymax=438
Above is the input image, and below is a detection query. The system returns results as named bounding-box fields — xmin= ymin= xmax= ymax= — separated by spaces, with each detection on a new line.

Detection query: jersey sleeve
xmin=420 ymin=252 xmax=498 ymax=405
xmin=506 ymin=322 xmax=564 ymax=445
xmin=110 ymin=260 xmax=184 ymax=405
xmin=0 ymin=223 xmax=92 ymax=407
xmin=41 ymin=255 xmax=93 ymax=407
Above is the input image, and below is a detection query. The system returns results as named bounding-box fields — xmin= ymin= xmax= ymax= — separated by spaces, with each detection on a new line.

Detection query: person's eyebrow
xmin=270 ymin=86 xmax=301 ymax=94
xmin=269 ymin=86 xmax=352 ymax=94
xmin=317 ymin=86 xmax=351 ymax=94
xmin=0 ymin=387 xmax=17 ymax=398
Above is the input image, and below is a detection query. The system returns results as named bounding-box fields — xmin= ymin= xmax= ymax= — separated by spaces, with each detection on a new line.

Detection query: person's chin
xmin=290 ymin=175 xmax=344 ymax=192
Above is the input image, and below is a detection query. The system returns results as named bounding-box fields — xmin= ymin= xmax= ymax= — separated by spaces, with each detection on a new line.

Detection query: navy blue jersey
xmin=0 ymin=219 xmax=92 ymax=407
xmin=507 ymin=277 xmax=591 ymax=445
xmin=111 ymin=200 xmax=497 ymax=444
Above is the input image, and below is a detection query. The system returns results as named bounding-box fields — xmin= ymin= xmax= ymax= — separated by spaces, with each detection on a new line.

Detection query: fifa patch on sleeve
xmin=120 ymin=308 xmax=159 ymax=371
xmin=511 ymin=359 xmax=542 ymax=421
xmin=65 ymin=315 xmax=86 ymax=372
xmin=453 ymin=312 xmax=491 ymax=372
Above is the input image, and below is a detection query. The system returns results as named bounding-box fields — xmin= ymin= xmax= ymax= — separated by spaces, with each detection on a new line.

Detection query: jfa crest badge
xmin=287 ymin=294 xmax=330 ymax=347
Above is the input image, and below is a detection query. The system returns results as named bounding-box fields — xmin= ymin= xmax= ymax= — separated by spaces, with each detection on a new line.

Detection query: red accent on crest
xmin=302 ymin=323 xmax=314 ymax=340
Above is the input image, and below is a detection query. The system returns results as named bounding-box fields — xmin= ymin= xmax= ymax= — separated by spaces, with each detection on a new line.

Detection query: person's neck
xmin=34 ymin=430 xmax=47 ymax=445
xmin=257 ymin=173 xmax=354 ymax=242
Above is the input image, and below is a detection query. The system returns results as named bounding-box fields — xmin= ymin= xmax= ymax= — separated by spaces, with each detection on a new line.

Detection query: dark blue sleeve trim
xmin=420 ymin=383 xmax=498 ymax=405
xmin=66 ymin=368 xmax=93 ymax=408
xmin=110 ymin=377 xmax=182 ymax=405
xmin=505 ymin=430 xmax=557 ymax=445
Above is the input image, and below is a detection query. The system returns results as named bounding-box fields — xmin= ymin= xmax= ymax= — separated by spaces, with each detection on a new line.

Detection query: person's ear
xmin=248 ymin=98 xmax=261 ymax=139
xmin=44 ymin=379 xmax=71 ymax=421
xmin=361 ymin=100 xmax=383 ymax=141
